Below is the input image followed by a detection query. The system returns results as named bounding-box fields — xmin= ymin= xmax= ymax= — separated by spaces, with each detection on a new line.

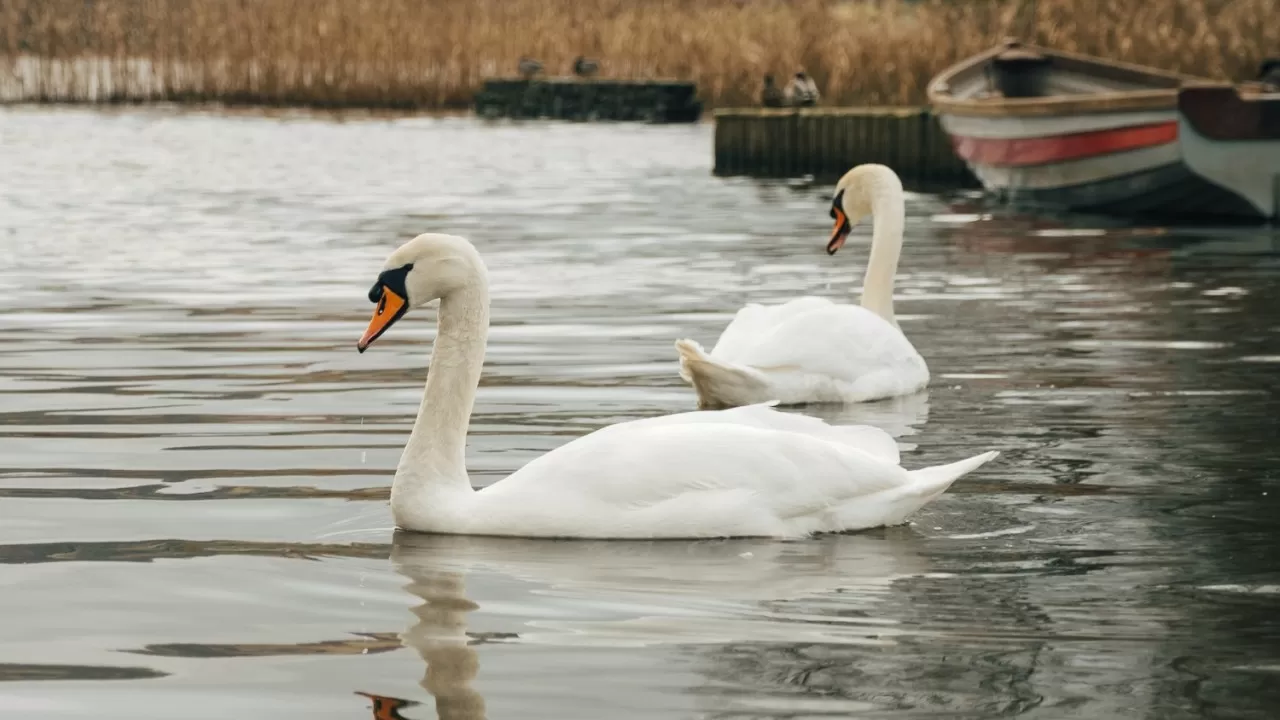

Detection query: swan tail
xmin=906 ymin=450 xmax=1000 ymax=499
xmin=825 ymin=450 xmax=999 ymax=533
xmin=675 ymin=339 xmax=771 ymax=409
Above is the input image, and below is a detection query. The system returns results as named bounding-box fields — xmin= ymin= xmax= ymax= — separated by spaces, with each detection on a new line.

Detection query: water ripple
xmin=1 ymin=106 xmax=1278 ymax=719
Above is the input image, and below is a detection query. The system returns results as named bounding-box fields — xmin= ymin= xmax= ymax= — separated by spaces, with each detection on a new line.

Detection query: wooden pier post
xmin=713 ymin=107 xmax=976 ymax=187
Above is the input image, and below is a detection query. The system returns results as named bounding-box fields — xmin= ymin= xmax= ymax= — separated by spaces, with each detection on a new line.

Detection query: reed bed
xmin=1 ymin=0 xmax=1275 ymax=109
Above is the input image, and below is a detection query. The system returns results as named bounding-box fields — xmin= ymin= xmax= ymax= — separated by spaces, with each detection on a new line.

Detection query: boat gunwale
xmin=1177 ymin=81 xmax=1280 ymax=142
xmin=927 ymin=41 xmax=1216 ymax=119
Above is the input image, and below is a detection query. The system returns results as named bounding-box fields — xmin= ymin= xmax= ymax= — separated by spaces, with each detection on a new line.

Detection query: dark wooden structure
xmin=712 ymin=106 xmax=975 ymax=186
xmin=474 ymin=77 xmax=701 ymax=123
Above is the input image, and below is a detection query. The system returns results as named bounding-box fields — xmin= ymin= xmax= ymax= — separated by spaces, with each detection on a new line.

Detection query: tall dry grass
xmin=1 ymin=0 xmax=1275 ymax=109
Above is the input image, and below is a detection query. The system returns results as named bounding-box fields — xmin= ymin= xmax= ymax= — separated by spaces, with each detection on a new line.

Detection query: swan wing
xmin=469 ymin=406 xmax=997 ymax=539
xmin=709 ymin=296 xmax=838 ymax=360
xmin=715 ymin=303 xmax=922 ymax=384
xmin=592 ymin=402 xmax=900 ymax=464
xmin=482 ymin=419 xmax=910 ymax=536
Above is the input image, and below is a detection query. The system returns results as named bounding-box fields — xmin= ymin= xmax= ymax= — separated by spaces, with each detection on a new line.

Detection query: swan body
xmin=357 ymin=233 xmax=997 ymax=540
xmin=677 ymin=164 xmax=929 ymax=408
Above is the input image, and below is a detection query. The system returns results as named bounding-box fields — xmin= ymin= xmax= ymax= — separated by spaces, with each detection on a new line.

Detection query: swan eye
xmin=369 ymin=263 xmax=415 ymax=304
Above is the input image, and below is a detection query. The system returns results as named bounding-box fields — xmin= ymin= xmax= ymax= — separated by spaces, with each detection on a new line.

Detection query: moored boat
xmin=1176 ymin=83 xmax=1280 ymax=222
xmin=928 ymin=40 xmax=1275 ymax=221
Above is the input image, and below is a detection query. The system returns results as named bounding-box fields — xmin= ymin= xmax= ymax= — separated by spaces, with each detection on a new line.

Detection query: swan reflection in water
xmin=798 ymin=390 xmax=930 ymax=447
xmin=360 ymin=527 xmax=938 ymax=718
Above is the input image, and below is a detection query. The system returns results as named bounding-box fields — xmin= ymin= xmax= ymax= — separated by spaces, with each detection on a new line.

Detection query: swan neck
xmin=392 ymin=281 xmax=489 ymax=510
xmin=859 ymin=185 xmax=906 ymax=325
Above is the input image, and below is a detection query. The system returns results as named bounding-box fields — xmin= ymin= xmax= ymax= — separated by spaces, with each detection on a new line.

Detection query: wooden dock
xmin=475 ymin=78 xmax=702 ymax=123
xmin=713 ymin=107 xmax=977 ymax=186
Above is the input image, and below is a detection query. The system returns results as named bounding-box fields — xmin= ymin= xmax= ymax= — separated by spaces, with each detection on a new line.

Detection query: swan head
xmin=826 ymin=164 xmax=899 ymax=255
xmin=357 ymin=233 xmax=486 ymax=353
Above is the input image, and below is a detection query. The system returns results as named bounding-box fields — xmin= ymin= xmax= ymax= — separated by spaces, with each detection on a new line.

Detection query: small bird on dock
xmin=518 ymin=57 xmax=543 ymax=79
xmin=761 ymin=75 xmax=784 ymax=107
xmin=786 ymin=70 xmax=820 ymax=107
xmin=573 ymin=56 xmax=600 ymax=78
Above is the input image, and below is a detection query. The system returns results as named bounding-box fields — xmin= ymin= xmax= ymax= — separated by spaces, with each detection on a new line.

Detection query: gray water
xmin=1 ymin=106 xmax=1278 ymax=720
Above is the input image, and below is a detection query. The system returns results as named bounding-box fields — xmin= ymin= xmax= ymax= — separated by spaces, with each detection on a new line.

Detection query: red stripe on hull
xmin=951 ymin=122 xmax=1179 ymax=167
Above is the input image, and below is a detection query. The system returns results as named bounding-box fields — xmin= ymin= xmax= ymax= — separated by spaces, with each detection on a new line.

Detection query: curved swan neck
xmin=392 ymin=277 xmax=490 ymax=512
xmin=858 ymin=174 xmax=906 ymax=326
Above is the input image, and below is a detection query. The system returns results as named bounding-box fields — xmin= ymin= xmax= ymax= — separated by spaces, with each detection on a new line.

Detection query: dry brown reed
xmin=2 ymin=0 xmax=1276 ymax=109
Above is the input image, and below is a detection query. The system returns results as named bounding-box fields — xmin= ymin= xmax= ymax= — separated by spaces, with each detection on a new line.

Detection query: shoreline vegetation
xmin=1 ymin=0 xmax=1275 ymax=111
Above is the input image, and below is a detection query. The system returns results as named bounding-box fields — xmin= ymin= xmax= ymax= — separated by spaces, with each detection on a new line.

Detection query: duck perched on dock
xmin=761 ymin=75 xmax=784 ymax=107
xmin=518 ymin=57 xmax=543 ymax=79
xmin=573 ymin=56 xmax=600 ymax=78
xmin=786 ymin=70 xmax=820 ymax=107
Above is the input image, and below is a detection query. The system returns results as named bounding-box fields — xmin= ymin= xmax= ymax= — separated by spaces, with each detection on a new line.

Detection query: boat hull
xmin=928 ymin=41 xmax=1274 ymax=221
xmin=1175 ymin=85 xmax=1280 ymax=221
xmin=938 ymin=110 xmax=1264 ymax=220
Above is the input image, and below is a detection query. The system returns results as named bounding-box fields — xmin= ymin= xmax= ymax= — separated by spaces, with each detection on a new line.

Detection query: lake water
xmin=1 ymin=106 xmax=1278 ymax=719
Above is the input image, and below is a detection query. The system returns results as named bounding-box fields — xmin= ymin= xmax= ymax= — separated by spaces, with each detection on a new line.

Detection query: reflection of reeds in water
xmin=130 ymin=633 xmax=404 ymax=658
xmin=0 ymin=662 xmax=167 ymax=681
xmin=1 ymin=0 xmax=1275 ymax=108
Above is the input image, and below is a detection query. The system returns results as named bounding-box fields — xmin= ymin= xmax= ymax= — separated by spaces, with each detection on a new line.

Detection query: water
xmin=1 ymin=106 xmax=1279 ymax=719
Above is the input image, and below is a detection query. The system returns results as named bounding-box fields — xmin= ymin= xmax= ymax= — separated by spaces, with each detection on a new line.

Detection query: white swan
xmin=676 ymin=163 xmax=929 ymax=408
xmin=356 ymin=232 xmax=997 ymax=539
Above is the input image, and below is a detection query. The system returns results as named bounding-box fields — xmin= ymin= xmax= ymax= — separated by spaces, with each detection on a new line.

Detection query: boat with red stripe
xmin=928 ymin=40 xmax=1280 ymax=222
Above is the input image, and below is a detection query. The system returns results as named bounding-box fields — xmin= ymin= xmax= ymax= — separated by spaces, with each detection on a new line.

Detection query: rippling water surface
xmin=1 ymin=106 xmax=1279 ymax=719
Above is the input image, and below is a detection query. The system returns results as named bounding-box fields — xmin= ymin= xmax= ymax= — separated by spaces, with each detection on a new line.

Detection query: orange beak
xmin=357 ymin=288 xmax=407 ymax=353
xmin=826 ymin=206 xmax=851 ymax=255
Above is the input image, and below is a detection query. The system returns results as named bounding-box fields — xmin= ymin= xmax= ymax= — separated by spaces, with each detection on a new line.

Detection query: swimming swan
xmin=676 ymin=164 xmax=929 ymax=408
xmin=357 ymin=233 xmax=996 ymax=539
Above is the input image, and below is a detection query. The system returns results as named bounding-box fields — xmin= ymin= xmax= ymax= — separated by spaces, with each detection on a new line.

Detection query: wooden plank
xmin=712 ymin=106 xmax=977 ymax=186
xmin=477 ymin=77 xmax=701 ymax=123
